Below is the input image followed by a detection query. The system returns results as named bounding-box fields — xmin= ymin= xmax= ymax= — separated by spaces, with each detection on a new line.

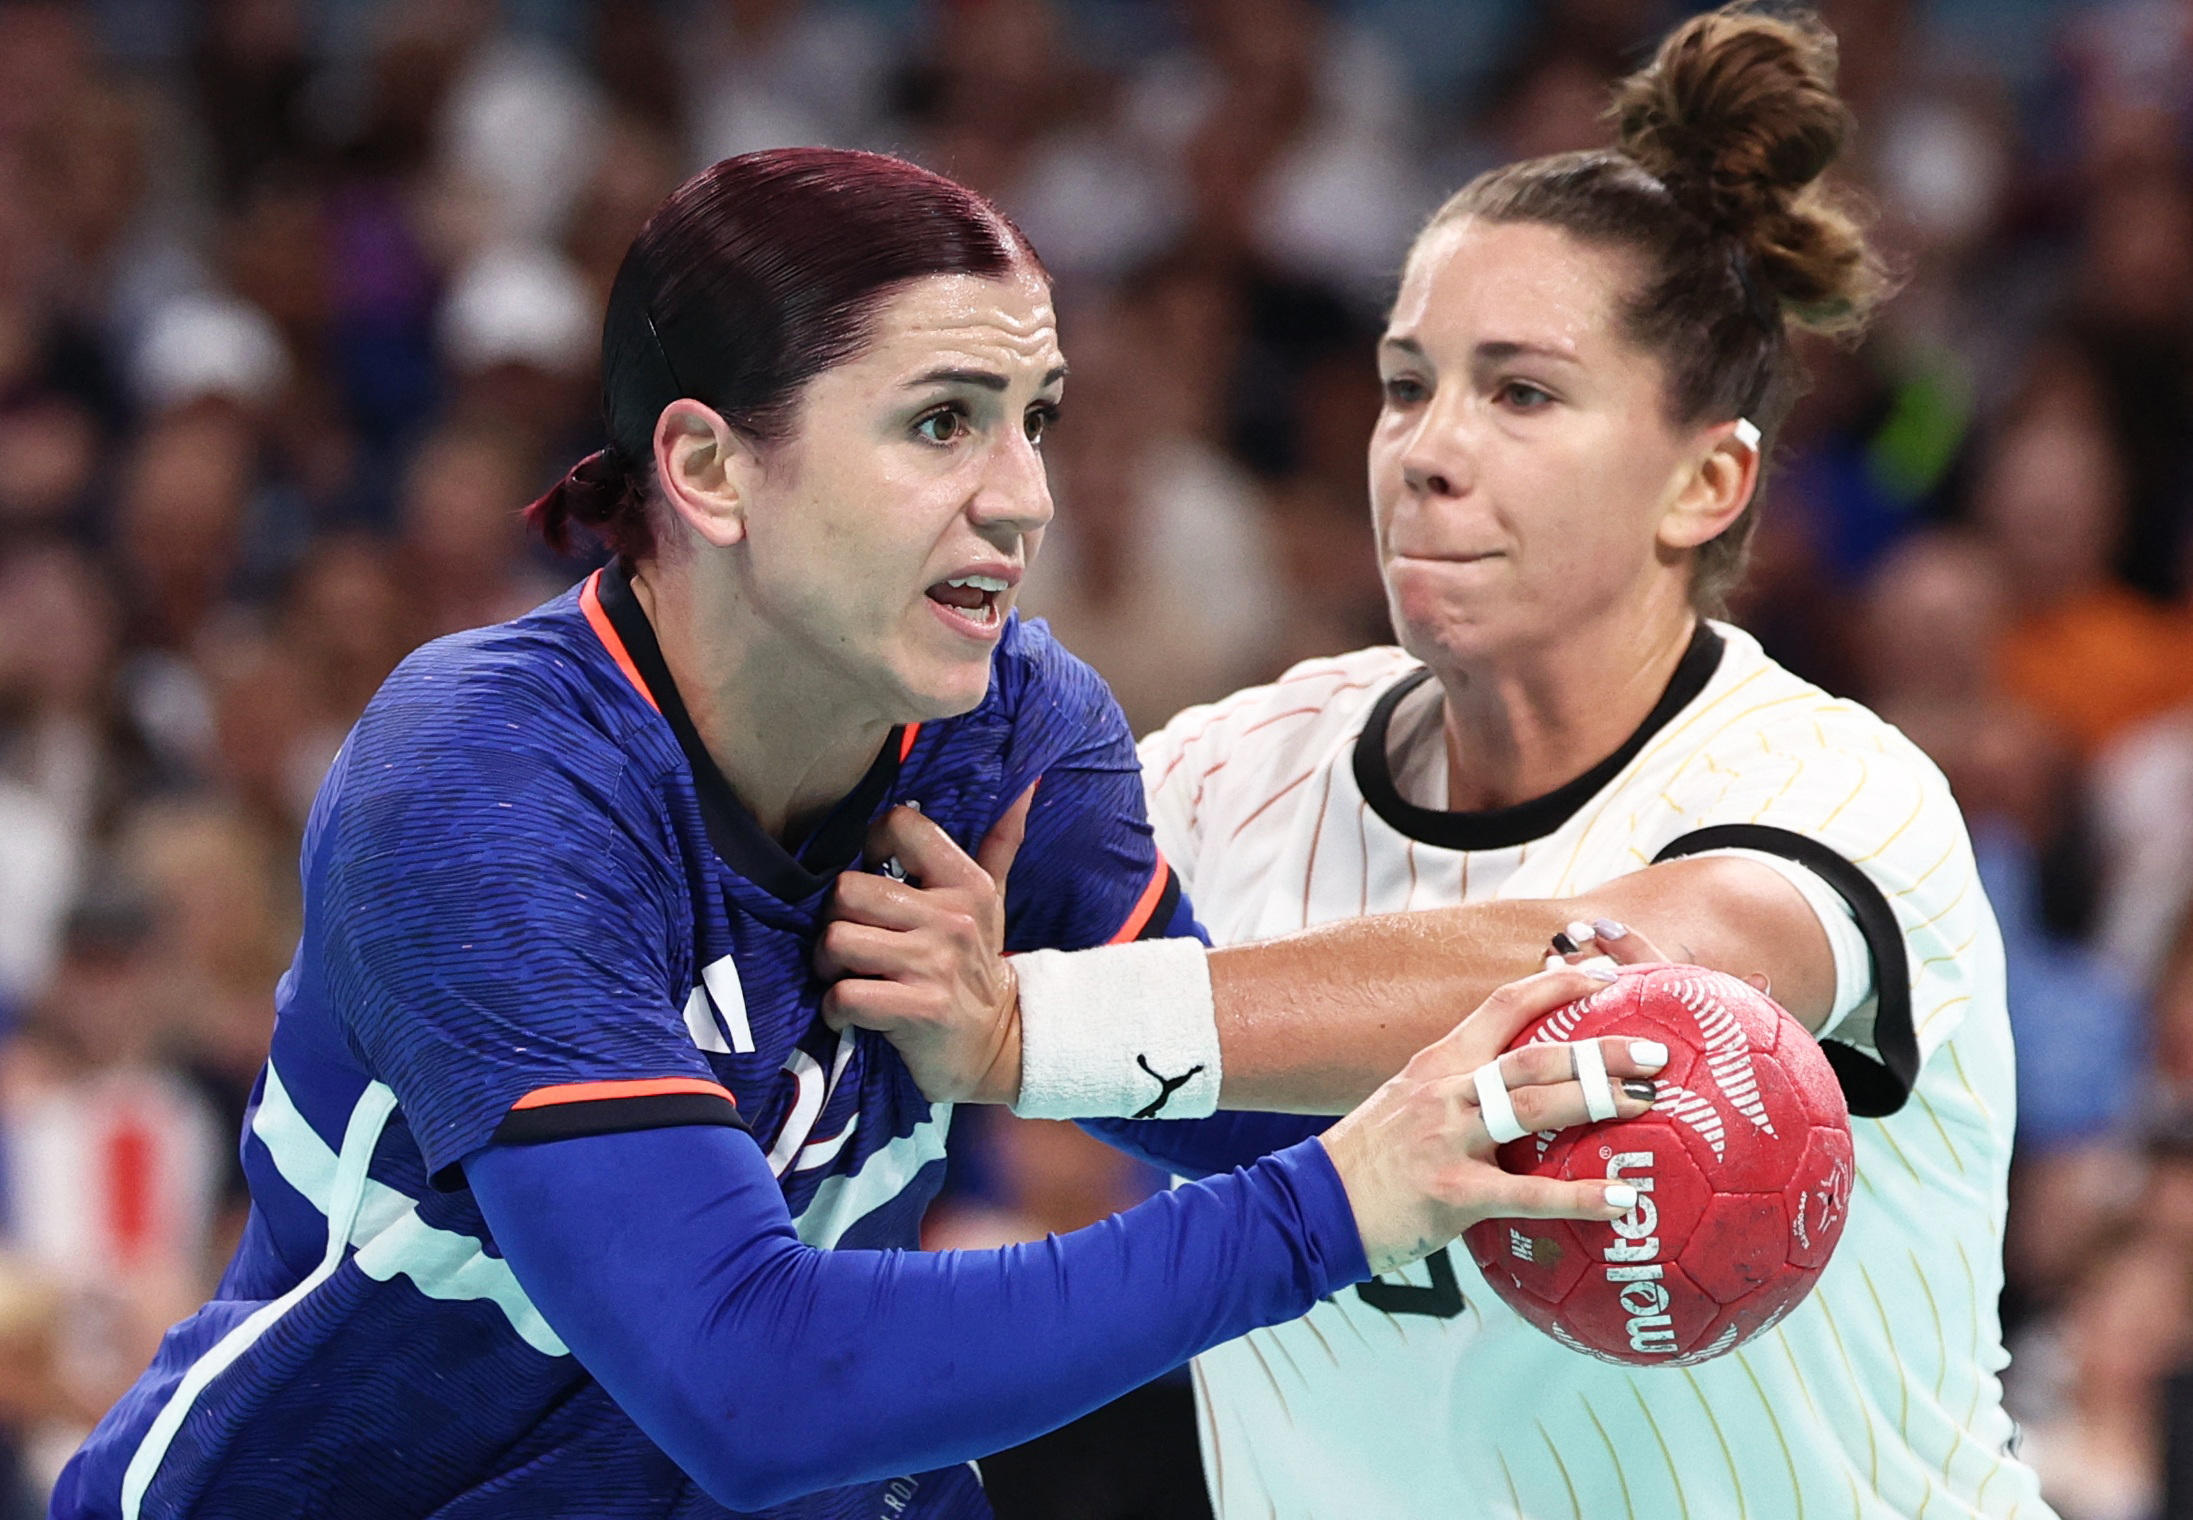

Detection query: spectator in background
xmin=1855 ymin=528 xmax=2142 ymax=1305
xmin=107 ymin=799 xmax=291 ymax=1151
xmin=2070 ymin=168 xmax=2193 ymax=602
xmin=396 ymin=422 xmax=561 ymax=642
xmin=684 ymin=0 xmax=892 ymax=164
xmin=2016 ymin=1220 xmax=2193 ymax=1520
xmin=1973 ymin=371 xmax=2193 ymax=757
xmin=2095 ymin=699 xmax=2193 ymax=992
xmin=0 ymin=3 xmax=2179 ymax=1516
xmin=1127 ymin=0 xmax=1426 ymax=303
xmin=1018 ymin=284 xmax=1283 ymax=736
xmin=0 ymin=891 xmax=225 ymax=1501
xmin=0 ymin=548 xmax=130 ymax=1008
xmin=435 ymin=241 xmax=600 ymax=486
xmin=903 ymin=0 xmax=1177 ymax=282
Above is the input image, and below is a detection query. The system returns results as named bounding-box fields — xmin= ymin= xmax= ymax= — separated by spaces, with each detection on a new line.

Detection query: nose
xmin=1396 ymin=397 xmax=1472 ymax=500
xmin=969 ymin=430 xmax=1055 ymax=541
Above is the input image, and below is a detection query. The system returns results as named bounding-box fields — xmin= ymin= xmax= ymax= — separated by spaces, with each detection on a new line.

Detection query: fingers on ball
xmin=1503 ymin=1078 xmax=1655 ymax=1137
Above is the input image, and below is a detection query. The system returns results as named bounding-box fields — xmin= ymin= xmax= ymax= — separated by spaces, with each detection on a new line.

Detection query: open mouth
xmin=925 ymin=573 xmax=1010 ymax=636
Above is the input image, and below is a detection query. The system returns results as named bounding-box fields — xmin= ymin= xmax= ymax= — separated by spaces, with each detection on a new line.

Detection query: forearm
xmin=1208 ymin=899 xmax=1556 ymax=1112
xmin=470 ymin=1124 xmax=1367 ymax=1510
xmin=1208 ymin=859 xmax=1833 ymax=1112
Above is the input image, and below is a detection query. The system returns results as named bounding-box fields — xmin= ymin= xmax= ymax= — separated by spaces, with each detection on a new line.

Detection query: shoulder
xmin=320 ymin=587 xmax=673 ymax=847
xmin=1139 ymin=645 xmax=1420 ymax=793
xmin=983 ymin=614 xmax=1116 ymax=728
xmin=1682 ymin=623 xmax=1947 ymax=787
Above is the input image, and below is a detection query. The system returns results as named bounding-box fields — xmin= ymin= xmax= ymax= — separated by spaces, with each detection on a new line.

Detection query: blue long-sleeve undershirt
xmin=1082 ymin=1112 xmax=1332 ymax=1180
xmin=466 ymin=1122 xmax=1366 ymax=1512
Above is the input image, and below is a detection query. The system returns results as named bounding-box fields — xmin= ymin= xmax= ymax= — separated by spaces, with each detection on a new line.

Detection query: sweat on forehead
xmin=863 ymin=273 xmax=1063 ymax=376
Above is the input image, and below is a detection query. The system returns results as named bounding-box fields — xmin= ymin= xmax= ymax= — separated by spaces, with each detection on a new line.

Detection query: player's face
xmin=739 ymin=266 xmax=1063 ymax=720
xmin=1368 ymin=217 xmax=1711 ymax=670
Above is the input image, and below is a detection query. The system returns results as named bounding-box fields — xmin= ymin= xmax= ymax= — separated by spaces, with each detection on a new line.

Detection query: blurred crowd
xmin=0 ymin=0 xmax=2185 ymax=1514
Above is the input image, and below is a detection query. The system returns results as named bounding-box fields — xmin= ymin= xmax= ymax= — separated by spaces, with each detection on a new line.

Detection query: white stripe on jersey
xmin=1143 ymin=623 xmax=2052 ymax=1520
xmin=791 ymin=1102 xmax=952 ymax=1249
xmin=123 ymin=1081 xmax=400 ymax=1520
xmin=253 ymin=1064 xmax=566 ymax=1354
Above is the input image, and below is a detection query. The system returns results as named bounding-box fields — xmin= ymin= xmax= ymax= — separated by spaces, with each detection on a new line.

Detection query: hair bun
xmin=523 ymin=448 xmax=639 ymax=558
xmin=1612 ymin=4 xmax=1882 ymax=332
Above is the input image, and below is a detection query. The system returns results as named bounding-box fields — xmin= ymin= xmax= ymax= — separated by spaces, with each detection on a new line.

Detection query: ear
xmin=652 ymin=400 xmax=756 ymax=550
xmin=1656 ymin=421 xmax=1761 ymax=553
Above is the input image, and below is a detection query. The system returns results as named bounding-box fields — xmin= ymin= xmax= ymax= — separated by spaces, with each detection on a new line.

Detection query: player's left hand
xmin=815 ymin=786 xmax=1036 ymax=1104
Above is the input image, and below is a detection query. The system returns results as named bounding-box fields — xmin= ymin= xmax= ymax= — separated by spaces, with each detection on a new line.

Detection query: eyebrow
xmin=906 ymin=364 xmax=1069 ymax=392
xmin=1378 ymin=336 xmax=1579 ymax=366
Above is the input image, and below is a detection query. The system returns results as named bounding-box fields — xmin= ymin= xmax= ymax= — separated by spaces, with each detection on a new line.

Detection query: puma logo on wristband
xmin=1133 ymin=1054 xmax=1207 ymax=1118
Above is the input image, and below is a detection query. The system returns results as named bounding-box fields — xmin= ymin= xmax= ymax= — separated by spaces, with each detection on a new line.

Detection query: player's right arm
xmin=323 ymin=687 xmax=1643 ymax=1510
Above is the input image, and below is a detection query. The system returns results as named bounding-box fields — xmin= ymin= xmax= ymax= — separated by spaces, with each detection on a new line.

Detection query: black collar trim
xmin=1352 ymin=622 xmax=1725 ymax=852
xmin=596 ymin=564 xmax=906 ymax=902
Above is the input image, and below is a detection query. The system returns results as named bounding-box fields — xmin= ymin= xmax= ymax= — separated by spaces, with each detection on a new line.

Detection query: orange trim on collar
xmin=580 ymin=569 xmax=660 ymax=713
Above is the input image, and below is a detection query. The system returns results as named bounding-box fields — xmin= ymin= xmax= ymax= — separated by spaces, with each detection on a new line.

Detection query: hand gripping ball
xmin=1463 ymin=964 xmax=1854 ymax=1366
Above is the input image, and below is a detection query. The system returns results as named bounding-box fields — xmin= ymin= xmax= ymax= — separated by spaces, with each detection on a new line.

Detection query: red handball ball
xmin=1462 ymin=963 xmax=1854 ymax=1367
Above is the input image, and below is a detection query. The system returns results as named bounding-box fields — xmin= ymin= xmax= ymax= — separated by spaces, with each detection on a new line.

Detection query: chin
xmin=896 ymin=658 xmax=997 ymax=722
xmin=1387 ymin=584 xmax=1514 ymax=669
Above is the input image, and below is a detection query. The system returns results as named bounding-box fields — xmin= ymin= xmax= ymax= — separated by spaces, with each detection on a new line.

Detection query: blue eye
xmin=915 ymin=407 xmax=968 ymax=445
xmin=1382 ymin=376 xmax=1428 ymax=406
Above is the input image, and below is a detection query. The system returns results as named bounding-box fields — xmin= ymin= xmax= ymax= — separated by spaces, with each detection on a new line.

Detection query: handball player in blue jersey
xmin=53 ymin=150 xmax=1655 ymax=1520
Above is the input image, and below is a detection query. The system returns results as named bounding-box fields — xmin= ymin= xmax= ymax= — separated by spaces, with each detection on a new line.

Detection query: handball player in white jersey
xmin=823 ymin=7 xmax=2048 ymax=1516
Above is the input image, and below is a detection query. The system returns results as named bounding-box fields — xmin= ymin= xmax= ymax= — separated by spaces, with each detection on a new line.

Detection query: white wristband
xmin=1011 ymin=937 xmax=1222 ymax=1120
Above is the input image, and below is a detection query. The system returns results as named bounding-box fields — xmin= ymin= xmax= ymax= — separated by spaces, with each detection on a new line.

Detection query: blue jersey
xmin=57 ymin=567 xmax=1193 ymax=1520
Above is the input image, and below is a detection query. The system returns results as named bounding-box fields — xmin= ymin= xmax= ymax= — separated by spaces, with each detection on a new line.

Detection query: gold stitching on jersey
xmin=1869 ymin=1117 xmax=1928 ymax=1186
xmin=1496 ymin=1450 xmax=1527 ymax=1517
xmin=1627 ymin=1381 xmax=1690 ymax=1517
xmin=1896 ymin=838 xmax=1962 ymax=900
xmin=1851 ymin=782 xmax=1926 ymax=864
xmin=1944 ymin=1044 xmax=1996 ymax=1136
xmin=1913 ymin=1090 xmax=1966 ymax=1176
xmin=1816 ymin=755 xmax=1872 ymax=834
xmin=1918 ymin=993 xmax=1973 ymax=1043
xmin=1913 ymin=1247 xmax=1950 ymax=1407
xmin=1736 ymin=1347 xmax=1806 ymax=1520
xmin=1748 ymin=755 xmax=1808 ymax=823
xmin=1579 ymin=1394 xmax=1638 ymax=1520
xmin=1815 ymin=1296 xmax=1880 ymax=1492
xmin=1908 ymin=880 xmax=1972 ymax=937
xmin=1777 ymin=1333 xmax=1867 ymax=1520
xmin=1536 ymin=1417 xmax=1585 ymax=1520
xmin=1680 ymin=1364 xmax=1749 ymax=1513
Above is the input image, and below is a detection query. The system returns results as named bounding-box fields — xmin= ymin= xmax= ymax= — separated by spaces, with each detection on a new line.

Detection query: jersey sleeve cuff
xmin=1259 ymin=1136 xmax=1372 ymax=1294
xmin=1678 ymin=846 xmax=1876 ymax=1030
xmin=491 ymin=1077 xmax=748 ymax=1147
xmin=1653 ymin=824 xmax=1916 ymax=1117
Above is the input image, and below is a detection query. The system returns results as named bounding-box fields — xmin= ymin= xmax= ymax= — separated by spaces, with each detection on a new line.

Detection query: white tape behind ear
xmin=1732 ymin=417 xmax=1762 ymax=450
xmin=1473 ymin=1062 xmax=1527 ymax=1145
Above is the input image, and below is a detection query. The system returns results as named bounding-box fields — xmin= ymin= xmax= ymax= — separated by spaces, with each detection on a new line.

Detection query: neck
xmin=629 ymin=563 xmax=893 ymax=843
xmin=1433 ymin=585 xmax=1698 ymax=813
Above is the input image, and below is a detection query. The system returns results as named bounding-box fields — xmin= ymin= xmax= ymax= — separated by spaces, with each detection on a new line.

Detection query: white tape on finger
xmin=1572 ymin=1038 xmax=1617 ymax=1122
xmin=1473 ymin=1061 xmax=1526 ymax=1145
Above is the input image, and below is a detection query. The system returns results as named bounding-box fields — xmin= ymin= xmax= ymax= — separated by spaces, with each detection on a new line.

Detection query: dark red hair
xmin=527 ymin=148 xmax=1043 ymax=562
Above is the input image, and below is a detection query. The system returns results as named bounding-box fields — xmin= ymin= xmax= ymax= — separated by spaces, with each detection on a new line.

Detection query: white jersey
xmin=1141 ymin=622 xmax=2051 ymax=1520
